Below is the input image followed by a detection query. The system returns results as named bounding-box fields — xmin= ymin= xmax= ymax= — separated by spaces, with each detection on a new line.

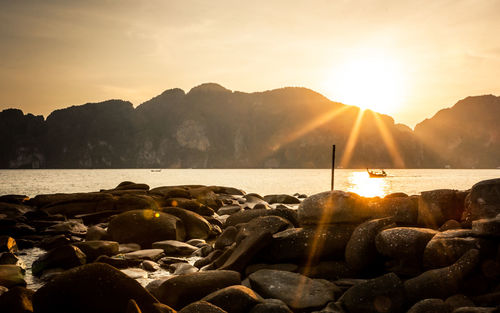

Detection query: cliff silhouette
xmin=1 ymin=84 xmax=498 ymax=169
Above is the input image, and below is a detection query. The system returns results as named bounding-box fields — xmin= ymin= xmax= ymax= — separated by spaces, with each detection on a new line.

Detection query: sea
xmin=1 ymin=168 xmax=499 ymax=198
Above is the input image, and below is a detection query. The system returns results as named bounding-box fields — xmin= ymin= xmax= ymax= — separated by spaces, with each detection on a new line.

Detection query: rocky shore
xmin=1 ymin=178 xmax=500 ymax=313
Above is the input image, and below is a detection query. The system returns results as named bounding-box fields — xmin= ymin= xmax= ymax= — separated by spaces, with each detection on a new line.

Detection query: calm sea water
xmin=1 ymin=169 xmax=499 ymax=198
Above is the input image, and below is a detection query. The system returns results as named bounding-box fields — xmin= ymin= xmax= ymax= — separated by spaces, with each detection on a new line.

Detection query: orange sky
xmin=1 ymin=0 xmax=499 ymax=127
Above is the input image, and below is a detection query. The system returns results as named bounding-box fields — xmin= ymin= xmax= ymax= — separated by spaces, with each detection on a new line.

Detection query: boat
xmin=367 ymin=168 xmax=387 ymax=178
xmin=150 ymin=169 xmax=162 ymax=172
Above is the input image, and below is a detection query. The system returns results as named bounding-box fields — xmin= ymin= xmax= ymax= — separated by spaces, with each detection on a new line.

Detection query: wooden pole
xmin=331 ymin=145 xmax=336 ymax=190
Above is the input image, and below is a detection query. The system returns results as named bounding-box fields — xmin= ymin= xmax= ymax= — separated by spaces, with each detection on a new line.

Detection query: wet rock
xmin=214 ymin=226 xmax=238 ymax=250
xmin=341 ymin=272 xmax=406 ymax=313
xmin=407 ymin=298 xmax=451 ymax=313
xmin=202 ymin=285 xmax=261 ymax=313
xmin=152 ymin=240 xmax=198 ymax=256
xmin=369 ymin=196 xmax=419 ymax=225
xmin=94 ymin=255 xmax=142 ymax=269
xmin=462 ymin=178 xmax=500 ymax=226
xmin=217 ymin=205 xmax=243 ymax=216
xmin=249 ymin=299 xmax=293 ymax=313
xmin=115 ymin=181 xmax=150 ymax=191
xmin=263 ymin=194 xmax=300 ymax=205
xmin=73 ymin=240 xmax=119 ymax=262
xmin=0 ymin=194 xmax=28 ymax=205
xmin=423 ymin=230 xmax=489 ymax=268
xmin=472 ymin=291 xmax=500 ymax=307
xmin=445 ymin=294 xmax=475 ymax=311
xmin=114 ymin=194 xmax=160 ymax=212
xmin=32 ymin=263 xmax=160 ymax=313
xmin=156 ymin=270 xmax=241 ymax=310
xmin=149 ymin=186 xmax=191 ymax=199
xmin=121 ymin=268 xmax=148 ymax=279
xmin=189 ymin=187 xmax=223 ymax=210
xmin=404 ymin=249 xmax=480 ymax=304
xmin=123 ymin=249 xmax=165 ymax=262
xmin=76 ymin=210 xmax=117 ymax=225
xmin=440 ymin=219 xmax=463 ymax=231
xmin=165 ymin=198 xmax=215 ymax=216
xmin=119 ymin=243 xmax=141 ymax=253
xmin=208 ymin=186 xmax=246 ymax=196
xmin=85 ymin=225 xmax=108 ymax=240
xmin=169 ymin=262 xmax=199 ymax=275
xmin=224 ymin=208 xmax=298 ymax=228
xmin=0 ymin=265 xmax=25 ymax=288
xmin=32 ymin=245 xmax=86 ymax=276
xmin=298 ymin=261 xmax=355 ymax=280
xmin=0 ymin=236 xmax=18 ymax=253
xmin=472 ymin=216 xmax=500 ymax=236
xmin=0 ymin=286 xmax=34 ymax=313
xmin=345 ymin=217 xmax=395 ymax=273
xmin=28 ymin=192 xmax=113 ymax=208
xmin=453 ymin=308 xmax=496 ymax=313
xmin=107 ymin=209 xmax=185 ymax=248
xmin=265 ymin=225 xmax=355 ymax=262
xmin=38 ymin=234 xmax=71 ymax=250
xmin=375 ymin=227 xmax=437 ymax=271
xmin=161 ymin=207 xmax=212 ymax=239
xmin=178 ymin=301 xmax=227 ymax=313
xmin=418 ymin=189 xmax=467 ymax=229
xmin=246 ymin=263 xmax=299 ymax=276
xmin=186 ymin=238 xmax=206 ymax=247
xmin=126 ymin=299 xmax=142 ymax=313
xmin=141 ymin=260 xmax=159 ymax=272
xmin=248 ymin=269 xmax=338 ymax=311
xmin=0 ymin=252 xmax=26 ymax=268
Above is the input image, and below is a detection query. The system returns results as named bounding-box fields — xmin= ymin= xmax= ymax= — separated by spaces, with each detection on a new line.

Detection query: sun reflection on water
xmin=347 ymin=171 xmax=389 ymax=197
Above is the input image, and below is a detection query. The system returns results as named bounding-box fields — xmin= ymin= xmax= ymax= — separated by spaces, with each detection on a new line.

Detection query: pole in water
xmin=331 ymin=144 xmax=336 ymax=190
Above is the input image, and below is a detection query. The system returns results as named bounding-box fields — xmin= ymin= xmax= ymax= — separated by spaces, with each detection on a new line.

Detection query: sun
xmin=323 ymin=54 xmax=407 ymax=114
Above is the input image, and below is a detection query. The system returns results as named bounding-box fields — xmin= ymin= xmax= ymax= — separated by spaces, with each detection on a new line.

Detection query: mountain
xmin=0 ymin=84 xmax=498 ymax=168
xmin=414 ymin=95 xmax=500 ymax=168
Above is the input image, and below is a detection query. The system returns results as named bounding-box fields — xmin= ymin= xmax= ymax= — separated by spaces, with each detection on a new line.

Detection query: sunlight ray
xmin=371 ymin=111 xmax=406 ymax=168
xmin=340 ymin=109 xmax=365 ymax=168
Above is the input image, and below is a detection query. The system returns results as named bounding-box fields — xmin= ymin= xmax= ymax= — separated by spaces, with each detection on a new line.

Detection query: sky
xmin=1 ymin=0 xmax=499 ymax=127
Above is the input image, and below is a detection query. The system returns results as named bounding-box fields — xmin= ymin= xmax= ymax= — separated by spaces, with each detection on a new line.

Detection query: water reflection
xmin=347 ymin=171 xmax=389 ymax=197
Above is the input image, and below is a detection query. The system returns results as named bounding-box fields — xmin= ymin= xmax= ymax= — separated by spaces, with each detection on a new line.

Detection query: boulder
xmin=0 ymin=286 xmax=34 ymax=313
xmin=155 ymin=270 xmax=241 ymax=310
xmin=188 ymin=187 xmax=222 ymax=210
xmin=0 ymin=265 xmax=25 ymax=288
xmin=345 ymin=217 xmax=395 ymax=272
xmin=217 ymin=205 xmax=243 ymax=216
xmin=178 ymin=301 xmax=227 ymax=313
xmin=263 ymin=194 xmax=300 ymax=205
xmin=32 ymin=245 xmax=86 ymax=276
xmin=107 ymin=209 xmax=185 ymax=248
xmin=407 ymin=298 xmax=451 ymax=313
xmin=248 ymin=269 xmax=338 ymax=311
xmin=161 ymin=207 xmax=212 ymax=239
xmin=224 ymin=208 xmax=298 ymax=228
xmin=423 ymin=230 xmax=490 ymax=268
xmin=73 ymin=240 xmax=120 ymax=262
xmin=418 ymin=189 xmax=467 ymax=229
xmin=404 ymin=249 xmax=480 ymax=304
xmin=43 ymin=220 xmax=87 ymax=235
xmin=85 ymin=225 xmax=108 ymax=241
xmin=375 ymin=227 xmax=437 ymax=262
xmin=149 ymin=186 xmax=191 ymax=199
xmin=249 ymin=299 xmax=293 ymax=313
xmin=472 ymin=216 xmax=500 ymax=236
xmin=0 ymin=252 xmax=26 ymax=268
xmin=264 ymin=225 xmax=355 ymax=262
xmin=114 ymin=194 xmax=160 ymax=212
xmin=298 ymin=260 xmax=355 ymax=280
xmin=32 ymin=263 xmax=160 ymax=313
xmin=115 ymin=182 xmax=150 ymax=191
xmin=340 ymin=272 xmax=406 ymax=313
xmin=28 ymin=192 xmax=113 ymax=209
xmin=368 ymin=196 xmax=419 ymax=224
xmin=123 ymin=249 xmax=165 ymax=262
xmin=462 ymin=178 xmax=500 ymax=226
xmin=165 ymin=198 xmax=215 ymax=216
xmin=215 ymin=226 xmax=238 ymax=250
xmin=168 ymin=262 xmax=199 ymax=275
xmin=152 ymin=240 xmax=198 ymax=256
xmin=201 ymin=285 xmax=262 ymax=313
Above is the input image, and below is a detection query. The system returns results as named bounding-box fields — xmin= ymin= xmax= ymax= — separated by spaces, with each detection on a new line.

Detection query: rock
xmin=38 ymin=234 xmax=71 ymax=250
xmin=0 ymin=252 xmax=26 ymax=269
xmin=235 ymin=216 xmax=293 ymax=243
xmin=141 ymin=260 xmax=159 ymax=272
xmin=160 ymin=207 xmax=212 ymax=239
xmin=418 ymin=189 xmax=467 ymax=228
xmin=152 ymin=240 xmax=198 ymax=256
xmin=462 ymin=178 xmax=500 ymax=226
xmin=107 ymin=209 xmax=185 ymax=248
xmin=404 ymin=249 xmax=480 ymax=304
xmin=32 ymin=263 xmax=160 ymax=313
xmin=263 ymin=194 xmax=301 ymax=205
xmin=188 ymin=187 xmax=223 ymax=210
xmin=445 ymin=294 xmax=475 ymax=311
xmin=0 ymin=236 xmax=18 ymax=253
xmin=73 ymin=240 xmax=119 ymax=262
xmin=340 ymin=272 xmax=406 ymax=313
xmin=249 ymin=299 xmax=293 ymax=313
xmin=0 ymin=265 xmax=25 ymax=288
xmin=375 ymin=227 xmax=437 ymax=265
xmin=215 ymin=226 xmax=238 ymax=250
xmin=472 ymin=291 xmax=500 ymax=307
xmin=126 ymin=299 xmax=142 ymax=313
xmin=121 ymin=268 xmax=148 ymax=279
xmin=28 ymin=192 xmax=113 ymax=209
xmin=298 ymin=261 xmax=355 ymax=280
xmin=298 ymin=191 xmax=370 ymax=225
xmin=165 ymin=198 xmax=215 ymax=216
xmin=208 ymin=186 xmax=245 ymax=196
xmin=453 ymin=308 xmax=496 ymax=313
xmin=114 ymin=194 xmax=160 ymax=212
xmin=186 ymin=238 xmax=206 ymax=247
xmin=201 ymin=285 xmax=262 ymax=313
xmin=44 ymin=220 xmax=87 ymax=235
xmin=224 ymin=208 xmax=298 ymax=228
xmin=178 ymin=301 xmax=228 ymax=313
xmin=123 ymin=249 xmax=165 ymax=262
xmin=149 ymin=186 xmax=191 ymax=199
xmin=119 ymin=243 xmax=141 ymax=253
xmin=217 ymin=205 xmax=243 ymax=216
xmin=368 ymin=196 xmax=419 ymax=224
xmin=440 ymin=219 xmax=462 ymax=231
xmin=155 ymin=270 xmax=241 ymax=310
xmin=264 ymin=225 xmax=355 ymax=262
xmin=0 ymin=194 xmax=28 ymax=204
xmin=0 ymin=286 xmax=34 ymax=313
xmin=248 ymin=269 xmax=338 ymax=311
xmin=169 ymin=262 xmax=199 ymax=275
xmin=85 ymin=225 xmax=108 ymax=241
xmin=32 ymin=245 xmax=86 ymax=276
xmin=472 ymin=216 xmax=500 ymax=236
xmin=345 ymin=217 xmax=395 ymax=273
xmin=115 ymin=182 xmax=150 ymax=191
xmin=407 ymin=298 xmax=451 ymax=313
xmin=94 ymin=255 xmax=142 ymax=269
xmin=76 ymin=210 xmax=117 ymax=225
xmin=246 ymin=263 xmax=299 ymax=276
xmin=423 ymin=230 xmax=490 ymax=268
